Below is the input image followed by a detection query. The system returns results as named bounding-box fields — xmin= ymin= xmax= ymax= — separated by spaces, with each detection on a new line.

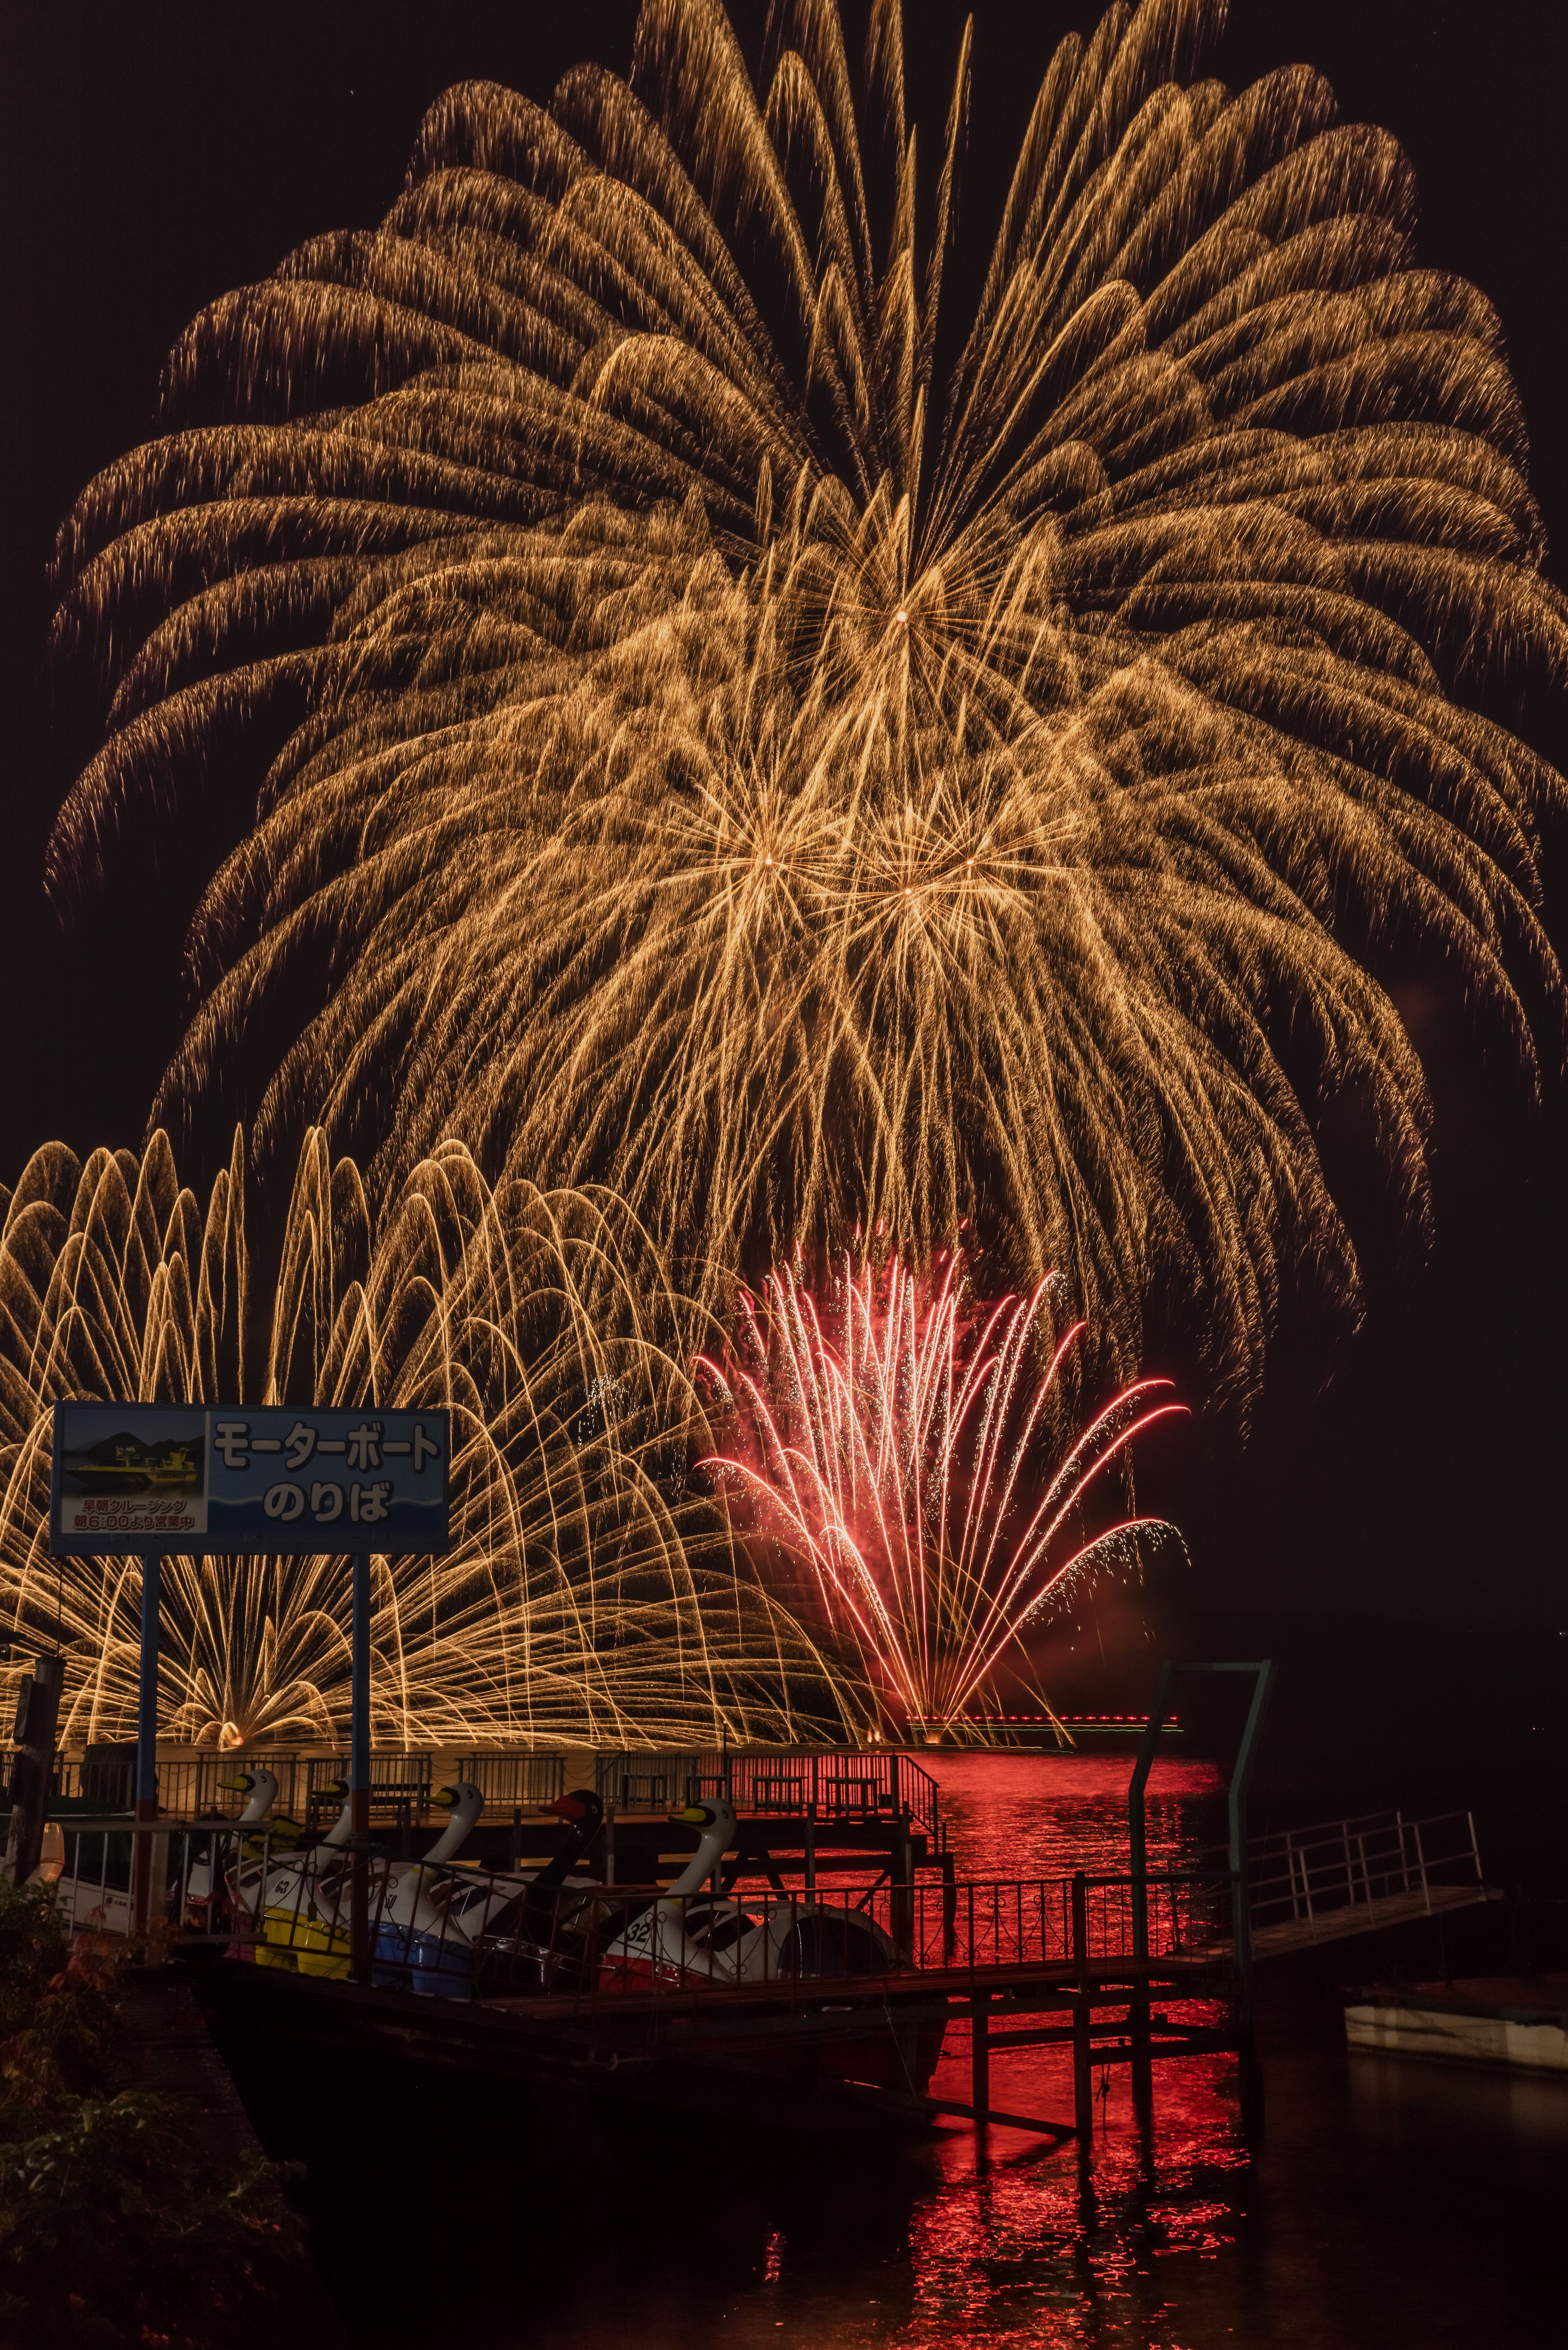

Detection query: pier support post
xmin=1129 ymin=1657 xmax=1276 ymax=2145
xmin=1130 ymin=1998 xmax=1153 ymax=2127
xmin=1127 ymin=1666 xmax=1171 ymax=2131
xmin=970 ymin=1990 xmax=991 ymax=2160
xmin=349 ymin=1551 xmax=371 ymax=1985
xmin=891 ymin=1813 xmax=913 ymax=1957
xmin=131 ymin=1551 xmax=161 ymax=1938
xmin=1072 ymin=1870 xmax=1094 ymax=2152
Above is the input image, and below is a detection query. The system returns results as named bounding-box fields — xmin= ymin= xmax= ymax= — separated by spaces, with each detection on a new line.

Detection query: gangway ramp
xmin=1243 ymin=1808 xmax=1497 ymax=1959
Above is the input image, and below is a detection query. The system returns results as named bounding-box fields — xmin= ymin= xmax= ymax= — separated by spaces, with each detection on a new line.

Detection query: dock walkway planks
xmin=1248 ymin=1879 xmax=1499 ymax=1959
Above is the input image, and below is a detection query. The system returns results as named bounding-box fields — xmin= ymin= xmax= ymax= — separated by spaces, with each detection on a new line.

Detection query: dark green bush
xmin=0 ymin=1880 xmax=302 ymax=2348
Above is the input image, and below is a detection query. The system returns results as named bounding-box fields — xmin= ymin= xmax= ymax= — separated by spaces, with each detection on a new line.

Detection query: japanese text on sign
xmin=49 ymin=1404 xmax=452 ymax=1556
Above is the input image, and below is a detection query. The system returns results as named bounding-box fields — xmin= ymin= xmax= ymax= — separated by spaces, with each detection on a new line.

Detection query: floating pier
xmin=1346 ymin=1977 xmax=1568 ymax=2073
xmin=199 ymin=1854 xmax=1243 ymax=2153
xmin=15 ymin=1677 xmax=1506 ymax=2161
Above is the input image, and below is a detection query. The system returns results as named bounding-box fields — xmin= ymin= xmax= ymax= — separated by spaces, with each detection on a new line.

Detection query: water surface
xmin=526 ymin=1751 xmax=1562 ymax=2349
xmin=295 ymin=1750 xmax=1561 ymax=2348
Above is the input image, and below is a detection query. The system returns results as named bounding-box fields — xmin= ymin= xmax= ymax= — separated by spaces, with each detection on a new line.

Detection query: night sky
xmin=3 ymin=3 xmax=1564 ymax=1793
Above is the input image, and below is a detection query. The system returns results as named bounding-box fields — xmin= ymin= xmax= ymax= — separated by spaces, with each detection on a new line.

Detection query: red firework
xmin=697 ymin=1250 xmax=1186 ymax=1737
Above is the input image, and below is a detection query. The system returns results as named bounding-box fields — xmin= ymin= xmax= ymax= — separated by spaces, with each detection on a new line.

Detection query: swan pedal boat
xmin=43 ymin=1770 xmax=287 ymax=1938
xmin=241 ymin=1784 xmax=605 ymax=1997
xmin=597 ymin=1800 xmax=946 ymax=2097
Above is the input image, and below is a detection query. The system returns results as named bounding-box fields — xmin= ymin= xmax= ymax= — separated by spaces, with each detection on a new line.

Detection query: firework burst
xmin=697 ymin=1249 xmax=1185 ymax=1735
xmin=0 ymin=1130 xmax=841 ymax=1748
xmin=47 ymin=0 xmax=1567 ymax=1407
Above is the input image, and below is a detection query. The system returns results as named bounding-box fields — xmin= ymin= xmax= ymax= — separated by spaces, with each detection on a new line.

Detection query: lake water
xmin=502 ymin=1751 xmax=1565 ymax=2350
xmin=258 ymin=1751 xmax=1561 ymax=2346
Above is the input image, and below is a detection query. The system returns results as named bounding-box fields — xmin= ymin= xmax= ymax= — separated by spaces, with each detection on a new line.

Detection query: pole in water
xmin=132 ymin=1550 xmax=161 ymax=1934
xmin=349 ymin=1551 xmax=371 ymax=1984
xmin=1072 ymin=1869 xmax=1094 ymax=2154
xmin=970 ymin=1991 xmax=991 ymax=2168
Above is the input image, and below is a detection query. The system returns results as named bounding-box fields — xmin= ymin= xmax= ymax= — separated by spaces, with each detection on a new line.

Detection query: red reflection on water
xmin=885 ymin=1753 xmax=1243 ymax=2348
xmin=528 ymin=1754 xmax=1258 ymax=2350
xmin=921 ymin=1748 xmax=1226 ymax=1882
xmin=906 ymin=2016 xmax=1245 ymax=2342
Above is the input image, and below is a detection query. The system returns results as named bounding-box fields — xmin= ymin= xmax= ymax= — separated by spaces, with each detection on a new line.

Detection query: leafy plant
xmin=0 ymin=1880 xmax=303 ymax=2348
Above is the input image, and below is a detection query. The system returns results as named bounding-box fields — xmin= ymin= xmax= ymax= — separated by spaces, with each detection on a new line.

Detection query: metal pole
xmin=1227 ymin=1661 xmax=1274 ymax=2011
xmin=1127 ymin=1661 xmax=1172 ymax=2117
xmin=1226 ymin=1662 xmax=1274 ymax=2145
xmin=137 ymin=1550 xmax=160 ymax=1809
xmin=4 ymin=1651 xmax=65 ymax=1886
xmin=892 ymin=1814 xmax=913 ymax=1957
xmin=132 ymin=1550 xmax=160 ymax=1935
xmin=350 ymin=1551 xmax=371 ymax=1984
xmin=1127 ymin=1661 xmax=1174 ymax=1963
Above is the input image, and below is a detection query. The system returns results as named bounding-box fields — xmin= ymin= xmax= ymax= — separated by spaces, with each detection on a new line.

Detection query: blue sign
xmin=49 ymin=1402 xmax=452 ymax=1556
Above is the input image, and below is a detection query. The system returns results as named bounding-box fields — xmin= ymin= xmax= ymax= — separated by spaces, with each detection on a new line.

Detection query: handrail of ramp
xmin=1242 ymin=1808 xmax=1484 ymax=1940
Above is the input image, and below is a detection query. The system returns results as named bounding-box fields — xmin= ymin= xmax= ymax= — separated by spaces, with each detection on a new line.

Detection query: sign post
xmin=131 ymin=1549 xmax=161 ymax=1931
xmin=50 ymin=1403 xmax=452 ymax=1961
xmin=350 ymin=1550 xmax=372 ymax=1982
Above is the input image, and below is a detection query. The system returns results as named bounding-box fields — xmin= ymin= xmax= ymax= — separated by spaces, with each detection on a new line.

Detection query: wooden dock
xmin=36 ymin=1730 xmax=1504 ymax=2163
xmin=200 ymin=1928 xmax=1239 ymax=2150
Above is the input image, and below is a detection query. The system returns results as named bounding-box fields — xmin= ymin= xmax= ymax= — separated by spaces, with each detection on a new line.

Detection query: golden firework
xmin=47 ymin=0 xmax=1566 ymax=1407
xmin=0 ymin=1130 xmax=842 ymax=1748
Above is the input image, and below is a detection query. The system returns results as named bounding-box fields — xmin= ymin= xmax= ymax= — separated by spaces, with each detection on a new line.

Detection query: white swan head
xmin=424 ymin=1781 xmax=484 ymax=1866
xmin=318 ymin=1778 xmax=353 ymax=1847
xmin=664 ymin=1797 xmax=737 ymax=1900
xmin=218 ymin=1768 xmax=278 ymax=1824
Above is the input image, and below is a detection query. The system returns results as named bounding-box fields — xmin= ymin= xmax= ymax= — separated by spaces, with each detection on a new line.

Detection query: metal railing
xmin=46 ymin=1752 xmax=316 ymax=1820
xmin=37 ymin=1819 xmax=1230 ymax=2004
xmin=303 ymin=1754 xmax=434 ymax=1828
xmin=593 ymin=1749 xmax=940 ymax=1841
xmin=241 ymin=1862 xmax=1229 ymax=1998
xmin=1243 ymin=1809 xmax=1484 ymax=1940
xmin=32 ymin=1748 xmax=571 ymax=1826
xmin=29 ymin=1746 xmax=921 ymax=1831
xmin=41 ymin=1817 xmax=294 ymax=1944
xmin=35 ymin=1805 xmax=1488 ymax=2014
xmin=296 ymin=1752 xmax=569 ymax=1824
xmin=455 ymin=1753 xmax=567 ymax=1809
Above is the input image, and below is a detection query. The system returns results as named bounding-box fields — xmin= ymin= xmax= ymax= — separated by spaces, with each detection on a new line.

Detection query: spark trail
xmin=0 ymin=1130 xmax=840 ymax=1748
xmin=47 ymin=0 xmax=1568 ymax=1409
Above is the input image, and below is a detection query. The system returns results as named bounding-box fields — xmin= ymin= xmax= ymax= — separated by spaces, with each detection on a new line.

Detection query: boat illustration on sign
xmin=61 ymin=1430 xmax=205 ymax=1496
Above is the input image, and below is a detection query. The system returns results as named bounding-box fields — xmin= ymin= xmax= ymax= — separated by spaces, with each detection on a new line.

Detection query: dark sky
xmin=2 ymin=1 xmax=1564 ymax=1645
